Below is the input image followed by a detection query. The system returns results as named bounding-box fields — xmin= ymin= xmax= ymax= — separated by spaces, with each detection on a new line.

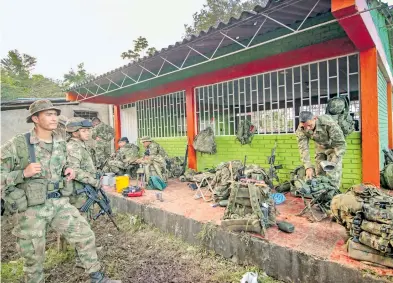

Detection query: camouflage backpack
xmin=381 ymin=148 xmax=393 ymax=190
xmin=221 ymin=181 xmax=276 ymax=235
xmin=331 ymin=184 xmax=393 ymax=259
xmin=325 ymin=96 xmax=355 ymax=138
xmin=236 ymin=120 xmax=256 ymax=145
xmin=193 ymin=127 xmax=217 ymax=154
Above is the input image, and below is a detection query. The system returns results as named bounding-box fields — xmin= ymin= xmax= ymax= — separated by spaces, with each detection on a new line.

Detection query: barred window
xmin=73 ymin=110 xmax=98 ymax=120
xmin=135 ymin=91 xmax=186 ymax=138
xmin=195 ymin=54 xmax=360 ymax=135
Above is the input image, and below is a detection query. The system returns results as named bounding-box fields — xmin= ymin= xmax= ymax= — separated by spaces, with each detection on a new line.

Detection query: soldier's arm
xmin=328 ymin=123 xmax=347 ymax=161
xmin=101 ymin=125 xmax=114 ymax=141
xmin=295 ymin=127 xmax=313 ymax=169
xmin=66 ymin=143 xmax=100 ymax=187
xmin=0 ymin=142 xmax=24 ymax=188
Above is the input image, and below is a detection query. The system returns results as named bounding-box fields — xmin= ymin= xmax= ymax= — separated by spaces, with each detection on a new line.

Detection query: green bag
xmin=277 ymin=221 xmax=295 ymax=233
xmin=148 ymin=176 xmax=167 ymax=191
xmin=325 ymin=95 xmax=355 ymax=138
xmin=4 ymin=187 xmax=28 ymax=214
xmin=193 ymin=127 xmax=217 ymax=154
xmin=236 ymin=120 xmax=256 ymax=145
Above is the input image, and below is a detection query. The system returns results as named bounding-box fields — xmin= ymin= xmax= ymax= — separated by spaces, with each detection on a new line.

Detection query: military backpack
xmin=193 ymin=127 xmax=217 ymax=154
xmin=325 ymin=96 xmax=355 ymax=138
xmin=236 ymin=120 xmax=256 ymax=145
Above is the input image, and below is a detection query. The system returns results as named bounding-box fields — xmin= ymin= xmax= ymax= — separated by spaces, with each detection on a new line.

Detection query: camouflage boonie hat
xmin=327 ymin=97 xmax=345 ymax=115
xmin=26 ymin=99 xmax=61 ymax=123
xmin=58 ymin=115 xmax=68 ymax=126
xmin=66 ymin=117 xmax=93 ymax=132
xmin=140 ymin=136 xmax=152 ymax=143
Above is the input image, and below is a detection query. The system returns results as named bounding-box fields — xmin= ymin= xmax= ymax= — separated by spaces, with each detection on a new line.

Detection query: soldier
xmin=0 ymin=100 xmax=120 ymax=283
xmin=102 ymin=137 xmax=140 ymax=175
xmin=295 ymin=110 xmax=346 ymax=188
xmin=135 ymin=136 xmax=168 ymax=182
xmin=54 ymin=115 xmax=68 ymax=140
xmin=91 ymin=117 xmax=114 ymax=169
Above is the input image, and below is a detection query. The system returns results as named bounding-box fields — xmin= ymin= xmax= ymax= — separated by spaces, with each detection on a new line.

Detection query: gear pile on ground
xmin=167 ymin=156 xmax=184 ymax=178
xmin=193 ymin=127 xmax=217 ymax=154
xmin=331 ymin=184 xmax=393 ymax=268
xmin=211 ymin=160 xmax=242 ymax=203
xmin=221 ymin=180 xmax=276 ymax=235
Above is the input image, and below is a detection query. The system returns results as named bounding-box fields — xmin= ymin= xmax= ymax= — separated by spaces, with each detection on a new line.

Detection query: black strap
xmin=24 ymin=133 xmax=36 ymax=163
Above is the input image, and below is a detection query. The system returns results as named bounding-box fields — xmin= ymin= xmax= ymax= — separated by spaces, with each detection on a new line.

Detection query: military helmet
xmin=66 ymin=117 xmax=93 ymax=132
xmin=327 ymin=97 xmax=346 ymax=115
xmin=26 ymin=99 xmax=61 ymax=123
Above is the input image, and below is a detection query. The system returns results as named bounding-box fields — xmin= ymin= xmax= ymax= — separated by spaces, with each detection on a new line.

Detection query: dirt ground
xmin=1 ymin=213 xmax=279 ymax=283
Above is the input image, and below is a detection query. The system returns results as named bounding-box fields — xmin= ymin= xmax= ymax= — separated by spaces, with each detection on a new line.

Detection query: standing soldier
xmin=54 ymin=114 xmax=68 ymax=140
xmin=103 ymin=137 xmax=140 ymax=175
xmin=91 ymin=117 xmax=114 ymax=169
xmin=295 ymin=111 xmax=347 ymax=188
xmin=136 ymin=136 xmax=168 ymax=182
xmin=0 ymin=100 xmax=120 ymax=283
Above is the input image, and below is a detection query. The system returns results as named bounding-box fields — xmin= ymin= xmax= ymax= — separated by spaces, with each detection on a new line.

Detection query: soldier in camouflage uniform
xmin=136 ymin=136 xmax=168 ymax=182
xmin=91 ymin=117 xmax=114 ymax=169
xmin=53 ymin=115 xmax=68 ymax=140
xmin=0 ymin=100 xmax=120 ymax=283
xmin=103 ymin=137 xmax=140 ymax=175
xmin=296 ymin=111 xmax=346 ymax=188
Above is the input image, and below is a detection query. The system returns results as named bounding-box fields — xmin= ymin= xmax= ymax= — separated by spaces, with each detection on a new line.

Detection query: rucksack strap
xmin=24 ymin=132 xmax=36 ymax=163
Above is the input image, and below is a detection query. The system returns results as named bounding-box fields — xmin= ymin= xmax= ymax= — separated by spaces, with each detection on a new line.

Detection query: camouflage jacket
xmin=114 ymin=143 xmax=140 ymax=165
xmin=92 ymin=122 xmax=114 ymax=142
xmin=66 ymin=138 xmax=99 ymax=188
xmin=53 ymin=124 xmax=67 ymax=141
xmin=296 ymin=115 xmax=346 ymax=169
xmin=1 ymin=128 xmax=67 ymax=190
xmin=145 ymin=141 xmax=168 ymax=159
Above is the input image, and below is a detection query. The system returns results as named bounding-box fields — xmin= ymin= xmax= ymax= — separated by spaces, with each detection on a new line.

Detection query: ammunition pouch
xmin=3 ymin=187 xmax=28 ymax=214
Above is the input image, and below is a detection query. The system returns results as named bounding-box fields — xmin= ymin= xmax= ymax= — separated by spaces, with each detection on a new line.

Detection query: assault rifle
xmin=268 ymin=142 xmax=283 ymax=183
xmin=181 ymin=144 xmax=189 ymax=175
xmin=76 ymin=184 xmax=120 ymax=231
xmin=236 ymin=155 xmax=247 ymax=181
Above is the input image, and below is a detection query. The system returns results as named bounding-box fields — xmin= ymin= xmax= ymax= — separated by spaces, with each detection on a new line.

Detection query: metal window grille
xmin=73 ymin=110 xmax=98 ymax=120
xmin=132 ymin=90 xmax=186 ymax=138
xmin=195 ymin=53 xmax=360 ymax=135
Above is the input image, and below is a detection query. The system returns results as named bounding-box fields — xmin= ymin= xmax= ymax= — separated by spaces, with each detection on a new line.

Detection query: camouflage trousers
xmin=103 ymin=160 xmax=124 ymax=175
xmin=315 ymin=149 xmax=343 ymax=188
xmin=96 ymin=141 xmax=112 ymax=168
xmin=12 ymin=197 xmax=101 ymax=283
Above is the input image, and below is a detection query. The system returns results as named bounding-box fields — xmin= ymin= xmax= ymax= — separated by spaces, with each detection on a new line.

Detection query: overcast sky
xmin=0 ymin=0 xmax=205 ymax=80
xmin=1 ymin=0 xmax=393 ymax=81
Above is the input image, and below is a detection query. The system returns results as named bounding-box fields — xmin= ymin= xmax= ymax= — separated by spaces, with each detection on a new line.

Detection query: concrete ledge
xmin=108 ymin=194 xmax=390 ymax=283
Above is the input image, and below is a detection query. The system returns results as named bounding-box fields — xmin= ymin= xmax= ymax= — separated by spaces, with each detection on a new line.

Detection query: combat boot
xmin=90 ymin=271 xmax=122 ymax=283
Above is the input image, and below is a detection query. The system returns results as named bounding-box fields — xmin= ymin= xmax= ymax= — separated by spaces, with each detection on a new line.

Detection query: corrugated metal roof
xmin=67 ymin=0 xmax=332 ymax=92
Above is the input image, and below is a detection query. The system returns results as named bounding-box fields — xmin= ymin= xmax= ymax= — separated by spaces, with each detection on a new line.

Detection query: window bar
xmin=145 ymin=100 xmax=149 ymax=137
xmin=195 ymin=88 xmax=199 ymax=134
xmin=171 ymin=94 xmax=175 ymax=137
xmin=153 ymin=98 xmax=157 ymax=138
xmin=292 ymin=68 xmax=296 ymax=131
xmin=159 ymin=96 xmax=162 ymax=138
xmin=238 ymin=79 xmax=242 ymax=125
xmin=250 ymin=77 xmax=253 ymax=130
xmin=201 ymin=87 xmax=205 ymax=131
xmin=222 ymin=83 xmax=227 ymax=135
xmin=327 ymin=60 xmax=330 ymax=98
xmin=284 ymin=70 xmax=288 ymax=133
xmin=183 ymin=91 xmax=186 ymax=135
xmin=143 ymin=101 xmax=147 ymax=137
xmin=161 ymin=96 xmax=165 ymax=137
xmin=163 ymin=95 xmax=167 ymax=137
xmin=256 ymin=76 xmax=260 ymax=134
xmin=269 ymin=73 xmax=273 ymax=134
xmin=262 ymin=74 xmax=267 ymax=134
xmin=347 ymin=56 xmax=350 ymax=102
xmin=337 ymin=58 xmax=340 ymax=97
xmin=232 ymin=81 xmax=235 ymax=134
xmin=208 ymin=86 xmax=212 ymax=130
xmin=317 ymin=62 xmax=321 ymax=114
xmin=175 ymin=92 xmax=179 ymax=136
xmin=276 ymin=72 xmax=280 ymax=134
xmin=149 ymin=99 xmax=153 ymax=138
xmin=300 ymin=67 xmax=303 ymax=108
xmin=216 ymin=84 xmax=220 ymax=136
xmin=243 ymin=79 xmax=246 ymax=123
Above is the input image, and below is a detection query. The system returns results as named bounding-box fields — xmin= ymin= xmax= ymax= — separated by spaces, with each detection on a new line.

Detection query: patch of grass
xmin=115 ymin=213 xmax=146 ymax=232
xmin=197 ymin=221 xmax=217 ymax=245
xmin=1 ymin=259 xmax=24 ymax=283
xmin=44 ymin=247 xmax=75 ymax=269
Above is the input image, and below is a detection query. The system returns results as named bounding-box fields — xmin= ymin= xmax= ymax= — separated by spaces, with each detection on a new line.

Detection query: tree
xmin=184 ymin=0 xmax=268 ymax=37
xmin=121 ymin=36 xmax=157 ymax=61
xmin=1 ymin=49 xmax=37 ymax=78
xmin=63 ymin=62 xmax=95 ymax=88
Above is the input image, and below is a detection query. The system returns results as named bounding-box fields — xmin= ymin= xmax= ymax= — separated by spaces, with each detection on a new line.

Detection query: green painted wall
xmin=370 ymin=1 xmax=393 ymax=73
xmin=378 ymin=67 xmax=389 ymax=168
xmin=197 ymin=133 xmax=362 ymax=191
xmin=139 ymin=137 xmax=188 ymax=157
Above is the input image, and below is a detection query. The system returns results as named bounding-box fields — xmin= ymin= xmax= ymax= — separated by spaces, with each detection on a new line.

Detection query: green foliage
xmin=1 ymin=49 xmax=36 ymax=79
xmin=1 ymin=259 xmax=24 ymax=283
xmin=63 ymin=62 xmax=95 ymax=88
xmin=121 ymin=36 xmax=157 ymax=61
xmin=184 ymin=0 xmax=267 ymax=36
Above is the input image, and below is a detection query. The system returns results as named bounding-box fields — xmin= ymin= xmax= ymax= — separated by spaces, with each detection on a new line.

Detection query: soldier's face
xmin=78 ymin=128 xmax=91 ymax=141
xmin=92 ymin=120 xmax=99 ymax=127
xmin=142 ymin=141 xmax=150 ymax=148
xmin=300 ymin=119 xmax=316 ymax=131
xmin=33 ymin=110 xmax=59 ymax=131
xmin=118 ymin=141 xmax=126 ymax=148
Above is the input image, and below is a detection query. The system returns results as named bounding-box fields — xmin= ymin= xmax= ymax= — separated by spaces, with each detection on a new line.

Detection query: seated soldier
xmin=135 ymin=136 xmax=168 ymax=183
xmin=102 ymin=137 xmax=139 ymax=175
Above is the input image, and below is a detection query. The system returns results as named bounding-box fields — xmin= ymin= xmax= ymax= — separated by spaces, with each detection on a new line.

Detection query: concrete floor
xmin=105 ymin=179 xmax=393 ymax=277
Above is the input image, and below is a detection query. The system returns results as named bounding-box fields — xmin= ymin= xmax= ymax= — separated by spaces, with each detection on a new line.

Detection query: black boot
xmin=90 ymin=271 xmax=122 ymax=283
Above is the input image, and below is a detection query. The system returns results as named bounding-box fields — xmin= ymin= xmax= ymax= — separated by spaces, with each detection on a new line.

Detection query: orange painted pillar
xmin=360 ymin=48 xmax=380 ymax=186
xmin=388 ymin=82 xmax=393 ymax=149
xmin=185 ymin=88 xmax=197 ymax=170
xmin=113 ymin=105 xmax=121 ymax=150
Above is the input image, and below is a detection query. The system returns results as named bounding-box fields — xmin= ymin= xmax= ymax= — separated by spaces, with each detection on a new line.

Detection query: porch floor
xmin=104 ymin=179 xmax=393 ymax=277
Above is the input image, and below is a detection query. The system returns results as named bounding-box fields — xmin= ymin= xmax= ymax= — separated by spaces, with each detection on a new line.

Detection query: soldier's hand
xmin=23 ymin=163 xmax=41 ymax=178
xmin=64 ymin=168 xmax=76 ymax=181
xmin=305 ymin=168 xmax=314 ymax=180
xmin=96 ymin=137 xmax=101 ymax=141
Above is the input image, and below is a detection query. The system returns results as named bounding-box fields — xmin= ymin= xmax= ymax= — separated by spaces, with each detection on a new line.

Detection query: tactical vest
xmin=325 ymin=96 xmax=355 ymax=138
xmin=331 ymin=184 xmax=393 ymax=258
xmin=221 ymin=181 xmax=276 ymax=235
xmin=3 ymin=133 xmax=73 ymax=214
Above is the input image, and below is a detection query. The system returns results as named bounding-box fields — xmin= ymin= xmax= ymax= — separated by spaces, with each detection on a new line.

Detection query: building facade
xmin=66 ymin=0 xmax=393 ymax=188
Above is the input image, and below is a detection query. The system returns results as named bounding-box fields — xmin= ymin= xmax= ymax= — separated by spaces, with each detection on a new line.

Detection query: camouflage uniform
xmin=103 ymin=143 xmax=139 ymax=175
xmin=53 ymin=115 xmax=68 ymax=140
xmin=0 ymin=101 xmax=102 ymax=283
xmin=92 ymin=121 xmax=114 ymax=168
xmin=140 ymin=136 xmax=168 ymax=182
xmin=296 ymin=114 xmax=346 ymax=188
